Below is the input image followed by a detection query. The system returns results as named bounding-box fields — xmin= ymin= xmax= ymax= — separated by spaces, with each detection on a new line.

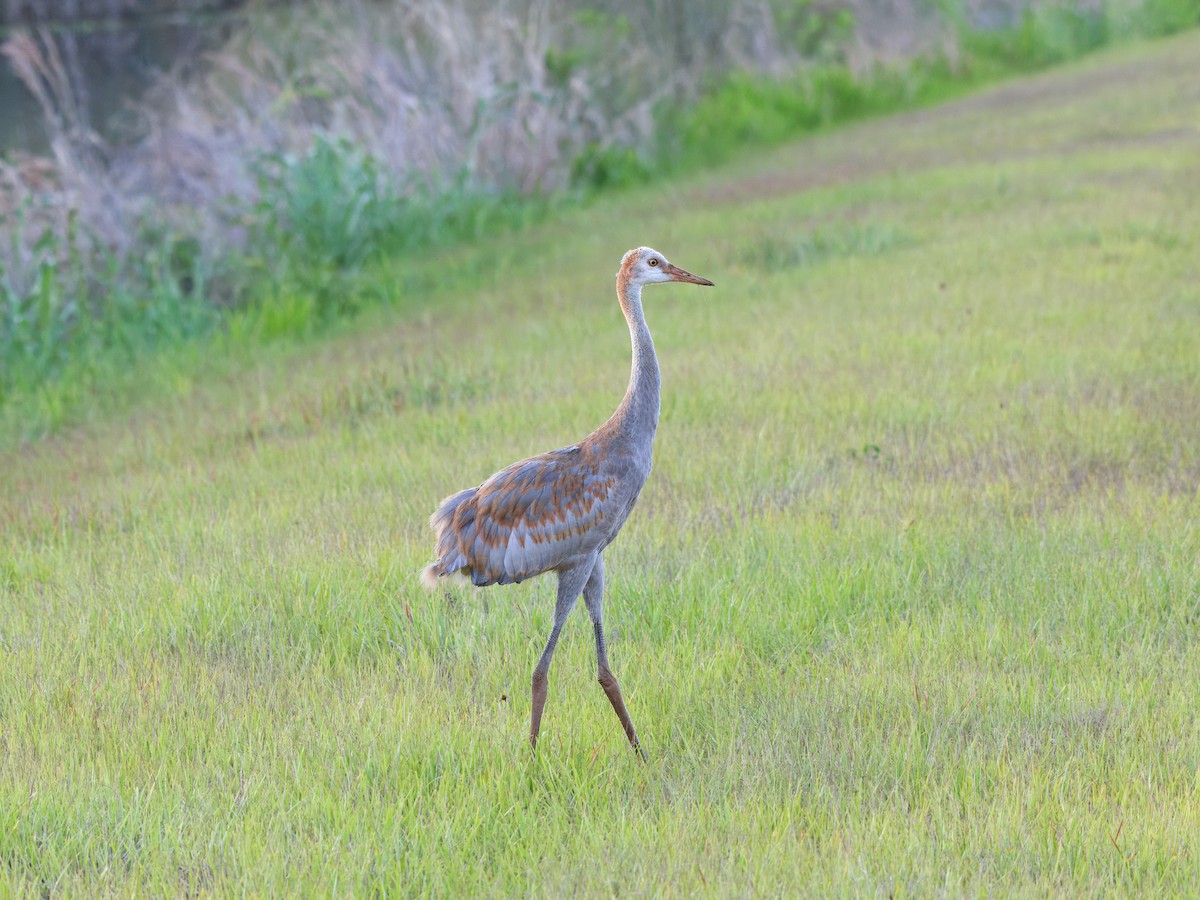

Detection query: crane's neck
xmin=612 ymin=276 xmax=660 ymax=447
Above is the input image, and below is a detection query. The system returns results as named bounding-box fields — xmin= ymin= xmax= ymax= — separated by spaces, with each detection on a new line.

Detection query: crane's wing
xmin=427 ymin=445 xmax=613 ymax=586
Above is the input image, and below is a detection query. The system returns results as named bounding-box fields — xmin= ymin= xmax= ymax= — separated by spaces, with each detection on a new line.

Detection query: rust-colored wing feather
xmin=426 ymin=445 xmax=614 ymax=586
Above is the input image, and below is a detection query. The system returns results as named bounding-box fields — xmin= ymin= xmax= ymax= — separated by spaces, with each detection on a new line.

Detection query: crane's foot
xmin=598 ymin=666 xmax=644 ymax=761
xmin=631 ymin=738 xmax=647 ymax=763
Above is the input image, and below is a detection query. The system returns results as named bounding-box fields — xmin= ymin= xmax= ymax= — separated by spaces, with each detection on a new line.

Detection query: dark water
xmin=0 ymin=14 xmax=234 ymax=157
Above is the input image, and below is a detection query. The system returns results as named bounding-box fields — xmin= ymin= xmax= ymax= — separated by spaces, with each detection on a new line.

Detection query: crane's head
xmin=619 ymin=246 xmax=714 ymax=288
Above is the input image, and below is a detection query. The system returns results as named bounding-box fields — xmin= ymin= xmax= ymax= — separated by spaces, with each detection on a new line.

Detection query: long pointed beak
xmin=663 ymin=262 xmax=714 ymax=286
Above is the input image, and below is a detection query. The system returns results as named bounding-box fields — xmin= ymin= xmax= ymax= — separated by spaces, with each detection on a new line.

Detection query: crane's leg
xmin=529 ymin=561 xmax=591 ymax=750
xmin=582 ymin=556 xmax=644 ymax=760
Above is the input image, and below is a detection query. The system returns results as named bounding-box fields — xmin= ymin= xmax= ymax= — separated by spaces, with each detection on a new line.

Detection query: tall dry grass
xmin=0 ymin=0 xmax=957 ymax=279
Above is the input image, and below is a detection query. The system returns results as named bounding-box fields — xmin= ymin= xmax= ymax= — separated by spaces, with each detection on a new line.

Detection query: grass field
xmin=3 ymin=31 xmax=1200 ymax=895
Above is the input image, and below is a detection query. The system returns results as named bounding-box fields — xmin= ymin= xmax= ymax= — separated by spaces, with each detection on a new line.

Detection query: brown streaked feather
xmin=427 ymin=443 xmax=616 ymax=587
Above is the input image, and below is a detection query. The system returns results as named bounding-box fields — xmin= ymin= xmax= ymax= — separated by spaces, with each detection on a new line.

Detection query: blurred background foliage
xmin=1 ymin=0 xmax=1197 ymax=439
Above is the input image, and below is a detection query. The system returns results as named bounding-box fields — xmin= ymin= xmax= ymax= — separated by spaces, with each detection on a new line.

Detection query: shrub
xmin=248 ymin=138 xmax=399 ymax=273
xmin=0 ymin=204 xmax=216 ymax=410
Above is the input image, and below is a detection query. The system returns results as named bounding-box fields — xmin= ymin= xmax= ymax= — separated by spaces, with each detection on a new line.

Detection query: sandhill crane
xmin=422 ymin=247 xmax=714 ymax=757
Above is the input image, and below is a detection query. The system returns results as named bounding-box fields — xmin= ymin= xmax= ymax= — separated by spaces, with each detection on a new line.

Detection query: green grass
xmin=3 ymin=32 xmax=1200 ymax=894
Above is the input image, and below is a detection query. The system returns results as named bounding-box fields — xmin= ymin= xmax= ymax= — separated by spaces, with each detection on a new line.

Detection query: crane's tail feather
xmin=420 ymin=487 xmax=479 ymax=589
xmin=419 ymin=564 xmax=441 ymax=591
xmin=429 ymin=487 xmax=477 ymax=536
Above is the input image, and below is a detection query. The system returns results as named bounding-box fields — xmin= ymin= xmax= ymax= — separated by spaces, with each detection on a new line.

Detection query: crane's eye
xmin=648 ymin=258 xmax=659 ymax=267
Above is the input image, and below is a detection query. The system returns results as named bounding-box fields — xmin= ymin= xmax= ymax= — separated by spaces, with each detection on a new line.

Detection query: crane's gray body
xmin=426 ymin=280 xmax=658 ymax=589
